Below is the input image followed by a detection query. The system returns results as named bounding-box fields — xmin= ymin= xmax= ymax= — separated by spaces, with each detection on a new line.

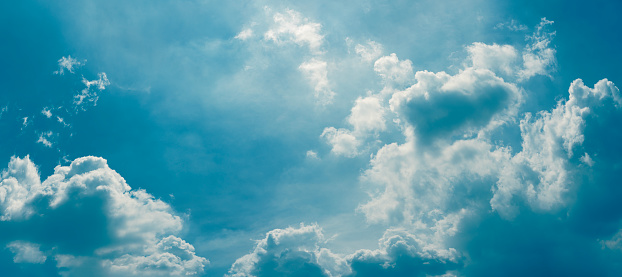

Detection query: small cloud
xmin=41 ymin=107 xmax=52 ymax=118
xmin=306 ymin=150 xmax=319 ymax=160
xmin=299 ymin=59 xmax=334 ymax=105
xmin=264 ymin=9 xmax=324 ymax=54
xmin=0 ymin=105 xmax=7 ymax=118
xmin=355 ymin=40 xmax=384 ymax=63
xmin=494 ymin=19 xmax=528 ymax=31
xmin=75 ymin=72 xmax=110 ymax=110
xmin=54 ymin=56 xmax=84 ymax=75
xmin=21 ymin=117 xmax=29 ymax=128
xmin=235 ymin=28 xmax=253 ymax=40
xmin=6 ymin=241 xmax=47 ymax=264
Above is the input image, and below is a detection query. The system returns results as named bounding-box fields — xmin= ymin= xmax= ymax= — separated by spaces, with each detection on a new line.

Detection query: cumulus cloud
xmin=227 ymin=223 xmax=349 ymax=277
xmin=6 ymin=241 xmax=47 ymax=264
xmin=374 ymin=53 xmax=414 ymax=90
xmin=0 ymin=156 xmax=208 ymax=276
xmin=354 ymin=41 xmax=384 ymax=63
xmin=264 ymin=9 xmax=324 ymax=54
xmin=54 ymin=56 xmax=83 ymax=75
xmin=299 ymin=59 xmax=335 ymax=105
xmin=228 ymin=223 xmax=464 ymax=277
xmin=321 ymin=127 xmax=360 ymax=157
xmin=467 ymin=42 xmax=518 ymax=75
xmin=492 ymin=78 xmax=621 ymax=218
xmin=390 ymin=68 xmax=521 ymax=146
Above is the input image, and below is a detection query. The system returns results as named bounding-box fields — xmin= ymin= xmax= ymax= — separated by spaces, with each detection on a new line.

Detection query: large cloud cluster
xmin=0 ymin=156 xmax=208 ymax=276
xmin=231 ymin=16 xmax=622 ymax=276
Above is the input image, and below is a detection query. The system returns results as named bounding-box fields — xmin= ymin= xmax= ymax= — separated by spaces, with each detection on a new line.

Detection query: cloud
xmin=74 ymin=72 xmax=110 ymax=110
xmin=390 ymin=68 xmax=521 ymax=146
xmin=321 ymin=127 xmax=360 ymax=158
xmin=235 ymin=29 xmax=253 ymax=40
xmin=494 ymin=19 xmax=528 ymax=31
xmin=374 ymin=53 xmax=414 ymax=90
xmin=518 ymin=18 xmax=556 ymax=80
xmin=348 ymin=96 xmax=386 ymax=134
xmin=228 ymin=222 xmax=464 ymax=277
xmin=466 ymin=42 xmax=518 ymax=75
xmin=354 ymin=41 xmax=384 ymax=63
xmin=492 ymin=78 xmax=621 ymax=218
xmin=41 ymin=108 xmax=53 ymax=118
xmin=264 ymin=9 xmax=324 ymax=54
xmin=37 ymin=131 xmax=54 ymax=148
xmin=0 ymin=156 xmax=208 ymax=276
xmin=348 ymin=228 xmax=462 ymax=277
xmin=227 ymin=223 xmax=349 ymax=277
xmin=54 ymin=56 xmax=84 ymax=75
xmin=321 ymin=95 xmax=387 ymax=157
xmin=6 ymin=241 xmax=47 ymax=264
xmin=299 ymin=59 xmax=335 ymax=105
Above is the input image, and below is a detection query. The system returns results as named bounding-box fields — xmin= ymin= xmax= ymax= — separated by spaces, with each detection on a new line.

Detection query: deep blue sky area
xmin=1 ymin=1 xmax=622 ymax=276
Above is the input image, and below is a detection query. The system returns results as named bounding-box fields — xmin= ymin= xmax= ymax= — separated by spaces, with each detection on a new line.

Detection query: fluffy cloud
xmin=227 ymin=223 xmax=349 ymax=277
xmin=467 ymin=42 xmax=518 ymax=75
xmin=228 ymin=222 xmax=464 ymax=277
xmin=492 ymin=78 xmax=621 ymax=218
xmin=264 ymin=9 xmax=324 ymax=54
xmin=0 ymin=156 xmax=208 ymax=276
xmin=321 ymin=95 xmax=386 ymax=157
xmin=374 ymin=53 xmax=414 ymax=90
xmin=321 ymin=127 xmax=360 ymax=157
xmin=6 ymin=241 xmax=47 ymax=264
xmin=354 ymin=41 xmax=384 ymax=63
xmin=390 ymin=68 xmax=521 ymax=146
xmin=299 ymin=59 xmax=335 ymax=105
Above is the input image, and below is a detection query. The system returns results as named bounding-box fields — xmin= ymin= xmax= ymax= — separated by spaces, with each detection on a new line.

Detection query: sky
xmin=1 ymin=0 xmax=622 ymax=276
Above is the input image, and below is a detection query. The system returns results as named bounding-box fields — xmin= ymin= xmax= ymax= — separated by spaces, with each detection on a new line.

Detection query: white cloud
xmin=518 ymin=18 xmax=556 ymax=80
xmin=264 ymin=9 xmax=324 ymax=54
xmin=389 ymin=68 xmax=521 ymax=145
xmin=355 ymin=41 xmax=384 ymax=63
xmin=6 ymin=241 xmax=47 ymax=264
xmin=41 ymin=107 xmax=53 ymax=118
xmin=54 ymin=56 xmax=84 ymax=75
xmin=467 ymin=42 xmax=518 ymax=75
xmin=494 ymin=19 xmax=528 ymax=31
xmin=374 ymin=53 xmax=414 ymax=90
xmin=22 ymin=117 xmax=29 ymax=128
xmin=227 ymin=223 xmax=349 ymax=277
xmin=321 ymin=127 xmax=360 ymax=157
xmin=37 ymin=131 xmax=54 ymax=148
xmin=321 ymin=95 xmax=387 ymax=157
xmin=235 ymin=28 xmax=253 ymax=40
xmin=0 ymin=156 xmax=209 ymax=275
xmin=492 ymin=78 xmax=621 ymax=218
xmin=74 ymin=72 xmax=110 ymax=110
xmin=306 ymin=150 xmax=319 ymax=160
xmin=348 ymin=96 xmax=386 ymax=133
xmin=299 ymin=58 xmax=335 ymax=105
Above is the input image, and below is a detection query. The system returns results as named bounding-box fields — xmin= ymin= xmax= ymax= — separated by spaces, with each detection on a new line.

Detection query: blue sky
xmin=1 ymin=0 xmax=622 ymax=276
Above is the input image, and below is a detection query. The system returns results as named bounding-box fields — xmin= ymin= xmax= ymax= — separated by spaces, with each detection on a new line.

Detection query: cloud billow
xmin=0 ymin=156 xmax=208 ymax=276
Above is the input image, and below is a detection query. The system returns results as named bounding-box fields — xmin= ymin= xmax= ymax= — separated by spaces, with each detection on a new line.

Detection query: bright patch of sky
xmin=1 ymin=0 xmax=622 ymax=276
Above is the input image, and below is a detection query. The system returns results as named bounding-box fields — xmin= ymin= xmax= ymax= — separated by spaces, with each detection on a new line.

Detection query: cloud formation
xmin=0 ymin=156 xmax=208 ymax=276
